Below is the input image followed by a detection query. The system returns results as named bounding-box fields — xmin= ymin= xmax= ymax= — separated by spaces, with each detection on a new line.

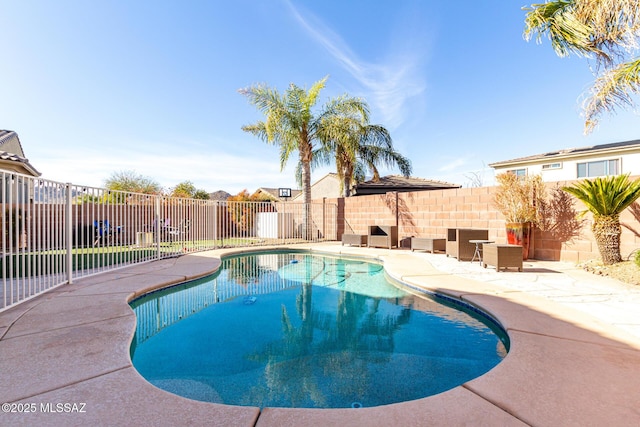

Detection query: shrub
xmin=493 ymin=173 xmax=546 ymax=227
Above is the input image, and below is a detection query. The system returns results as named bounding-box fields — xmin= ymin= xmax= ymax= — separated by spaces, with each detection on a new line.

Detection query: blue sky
xmin=2 ymin=0 xmax=638 ymax=194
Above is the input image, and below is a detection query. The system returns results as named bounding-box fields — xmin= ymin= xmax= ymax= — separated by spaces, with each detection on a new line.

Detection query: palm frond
xmin=583 ymin=57 xmax=640 ymax=132
xmin=524 ymin=0 xmax=640 ymax=132
xmin=240 ymin=122 xmax=268 ymax=142
xmin=524 ymin=0 xmax=599 ymax=58
xmin=357 ymin=126 xmax=412 ymax=178
xmin=352 ymin=162 xmax=366 ymax=184
xmin=305 ymin=76 xmax=328 ymax=109
xmin=524 ymin=0 xmax=640 ymax=61
xmin=238 ymin=84 xmax=283 ymax=115
xmin=318 ymin=95 xmax=369 ymax=124
xmin=573 ymin=0 xmax=640 ymax=52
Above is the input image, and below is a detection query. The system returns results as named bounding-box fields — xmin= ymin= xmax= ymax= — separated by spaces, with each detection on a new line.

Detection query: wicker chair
xmin=446 ymin=228 xmax=489 ymax=261
xmin=367 ymin=225 xmax=398 ymax=249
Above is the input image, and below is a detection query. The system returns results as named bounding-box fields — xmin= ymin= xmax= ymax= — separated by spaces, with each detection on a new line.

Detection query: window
xmin=507 ymin=168 xmax=526 ymax=177
xmin=576 ymin=159 xmax=619 ymax=178
xmin=542 ymin=162 xmax=561 ymax=170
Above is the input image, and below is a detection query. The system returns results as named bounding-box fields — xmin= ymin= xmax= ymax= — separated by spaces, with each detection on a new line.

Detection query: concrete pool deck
xmin=1 ymin=242 xmax=639 ymax=426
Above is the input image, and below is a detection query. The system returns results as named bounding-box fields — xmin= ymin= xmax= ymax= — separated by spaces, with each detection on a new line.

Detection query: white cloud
xmin=285 ymin=1 xmax=427 ymax=128
xmin=438 ymin=157 xmax=468 ymax=172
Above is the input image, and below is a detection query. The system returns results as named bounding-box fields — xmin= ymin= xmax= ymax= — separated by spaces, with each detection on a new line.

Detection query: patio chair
xmin=93 ymin=220 xmax=110 ymax=245
xmin=164 ymin=219 xmax=190 ymax=240
xmin=93 ymin=220 xmax=123 ymax=246
xmin=367 ymin=225 xmax=398 ymax=249
xmin=446 ymin=228 xmax=489 ymax=261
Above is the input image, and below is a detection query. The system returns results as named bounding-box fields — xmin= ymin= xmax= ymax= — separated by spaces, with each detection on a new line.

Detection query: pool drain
xmin=351 ymin=402 xmax=363 ymax=409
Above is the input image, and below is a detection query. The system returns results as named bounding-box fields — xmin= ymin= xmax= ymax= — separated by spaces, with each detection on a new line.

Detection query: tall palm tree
xmin=563 ymin=174 xmax=640 ymax=264
xmin=239 ymin=76 xmax=368 ymax=239
xmin=523 ymin=0 xmax=640 ymax=132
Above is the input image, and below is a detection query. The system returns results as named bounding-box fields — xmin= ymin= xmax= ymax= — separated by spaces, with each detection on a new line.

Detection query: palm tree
xmin=523 ymin=0 xmax=640 ymax=132
xmin=563 ymin=174 xmax=640 ymax=264
xmin=307 ymin=105 xmax=412 ymax=197
xmin=239 ymin=76 xmax=368 ymax=238
xmin=337 ymin=124 xmax=412 ymax=197
xmin=318 ymin=117 xmax=411 ymax=197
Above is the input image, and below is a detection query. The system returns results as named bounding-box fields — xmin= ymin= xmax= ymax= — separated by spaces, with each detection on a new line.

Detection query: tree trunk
xmin=301 ymin=160 xmax=313 ymax=240
xmin=343 ymin=175 xmax=351 ymax=197
xmin=592 ymin=215 xmax=622 ymax=265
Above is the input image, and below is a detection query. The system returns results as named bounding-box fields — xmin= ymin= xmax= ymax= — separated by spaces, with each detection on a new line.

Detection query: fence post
xmin=155 ymin=196 xmax=161 ymax=260
xmin=322 ymin=197 xmax=326 ymax=241
xmin=213 ymin=201 xmax=218 ymax=249
xmin=65 ymin=183 xmax=73 ymax=284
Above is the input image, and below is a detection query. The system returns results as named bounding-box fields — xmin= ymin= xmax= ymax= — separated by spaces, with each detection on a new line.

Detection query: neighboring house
xmin=1 ymin=130 xmax=41 ymax=204
xmin=0 ymin=130 xmax=41 ymax=177
xmin=257 ymin=173 xmax=460 ymax=202
xmin=291 ymin=173 xmax=342 ymax=201
xmin=254 ymin=187 xmax=303 ymax=202
xmin=489 ymin=139 xmax=640 ymax=181
xmin=353 ymin=175 xmax=461 ymax=196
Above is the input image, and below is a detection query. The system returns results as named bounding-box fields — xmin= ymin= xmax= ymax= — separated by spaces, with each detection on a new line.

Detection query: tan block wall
xmin=332 ymin=181 xmax=640 ymax=263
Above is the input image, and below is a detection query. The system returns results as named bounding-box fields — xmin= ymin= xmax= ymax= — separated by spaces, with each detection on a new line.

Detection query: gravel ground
xmin=580 ymin=259 xmax=640 ymax=286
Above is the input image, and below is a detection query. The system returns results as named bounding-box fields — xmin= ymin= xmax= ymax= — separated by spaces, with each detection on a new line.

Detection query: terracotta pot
xmin=505 ymin=222 xmax=531 ymax=260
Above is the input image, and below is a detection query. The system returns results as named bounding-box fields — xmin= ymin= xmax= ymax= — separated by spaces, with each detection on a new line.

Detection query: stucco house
xmin=489 ymin=139 xmax=640 ymax=181
xmin=1 ymin=130 xmax=41 ymax=204
xmin=290 ymin=173 xmax=342 ymax=201
xmin=0 ymin=130 xmax=41 ymax=177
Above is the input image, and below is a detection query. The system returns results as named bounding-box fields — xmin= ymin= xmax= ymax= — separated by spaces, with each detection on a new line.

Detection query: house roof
xmin=209 ymin=190 xmax=231 ymax=201
xmin=489 ymin=139 xmax=640 ymax=168
xmin=311 ymin=172 xmax=339 ymax=183
xmin=0 ymin=130 xmax=41 ymax=177
xmin=354 ymin=175 xmax=461 ymax=195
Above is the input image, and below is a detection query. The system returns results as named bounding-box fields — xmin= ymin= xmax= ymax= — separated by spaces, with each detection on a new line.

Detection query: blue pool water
xmin=130 ymin=251 xmax=509 ymax=409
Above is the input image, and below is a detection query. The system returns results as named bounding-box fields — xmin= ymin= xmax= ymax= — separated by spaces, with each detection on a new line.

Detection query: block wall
xmin=329 ymin=181 xmax=640 ymax=263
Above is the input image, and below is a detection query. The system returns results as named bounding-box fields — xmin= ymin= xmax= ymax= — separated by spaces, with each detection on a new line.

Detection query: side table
xmin=469 ymin=239 xmax=494 ymax=264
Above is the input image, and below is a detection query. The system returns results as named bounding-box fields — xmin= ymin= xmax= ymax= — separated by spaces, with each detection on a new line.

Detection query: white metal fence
xmin=1 ymin=170 xmax=337 ymax=312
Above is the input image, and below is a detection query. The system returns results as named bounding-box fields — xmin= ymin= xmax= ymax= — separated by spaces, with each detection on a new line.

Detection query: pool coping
xmin=1 ymin=243 xmax=639 ymax=426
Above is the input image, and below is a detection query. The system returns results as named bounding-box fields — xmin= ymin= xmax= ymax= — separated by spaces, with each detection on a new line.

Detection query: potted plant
xmin=493 ymin=173 xmax=546 ymax=260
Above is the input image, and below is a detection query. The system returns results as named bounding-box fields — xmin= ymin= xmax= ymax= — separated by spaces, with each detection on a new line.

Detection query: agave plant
xmin=563 ymin=174 xmax=640 ymax=264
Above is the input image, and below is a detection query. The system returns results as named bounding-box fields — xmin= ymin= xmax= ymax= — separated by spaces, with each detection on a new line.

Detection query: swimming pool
xmin=130 ymin=251 xmax=509 ymax=408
